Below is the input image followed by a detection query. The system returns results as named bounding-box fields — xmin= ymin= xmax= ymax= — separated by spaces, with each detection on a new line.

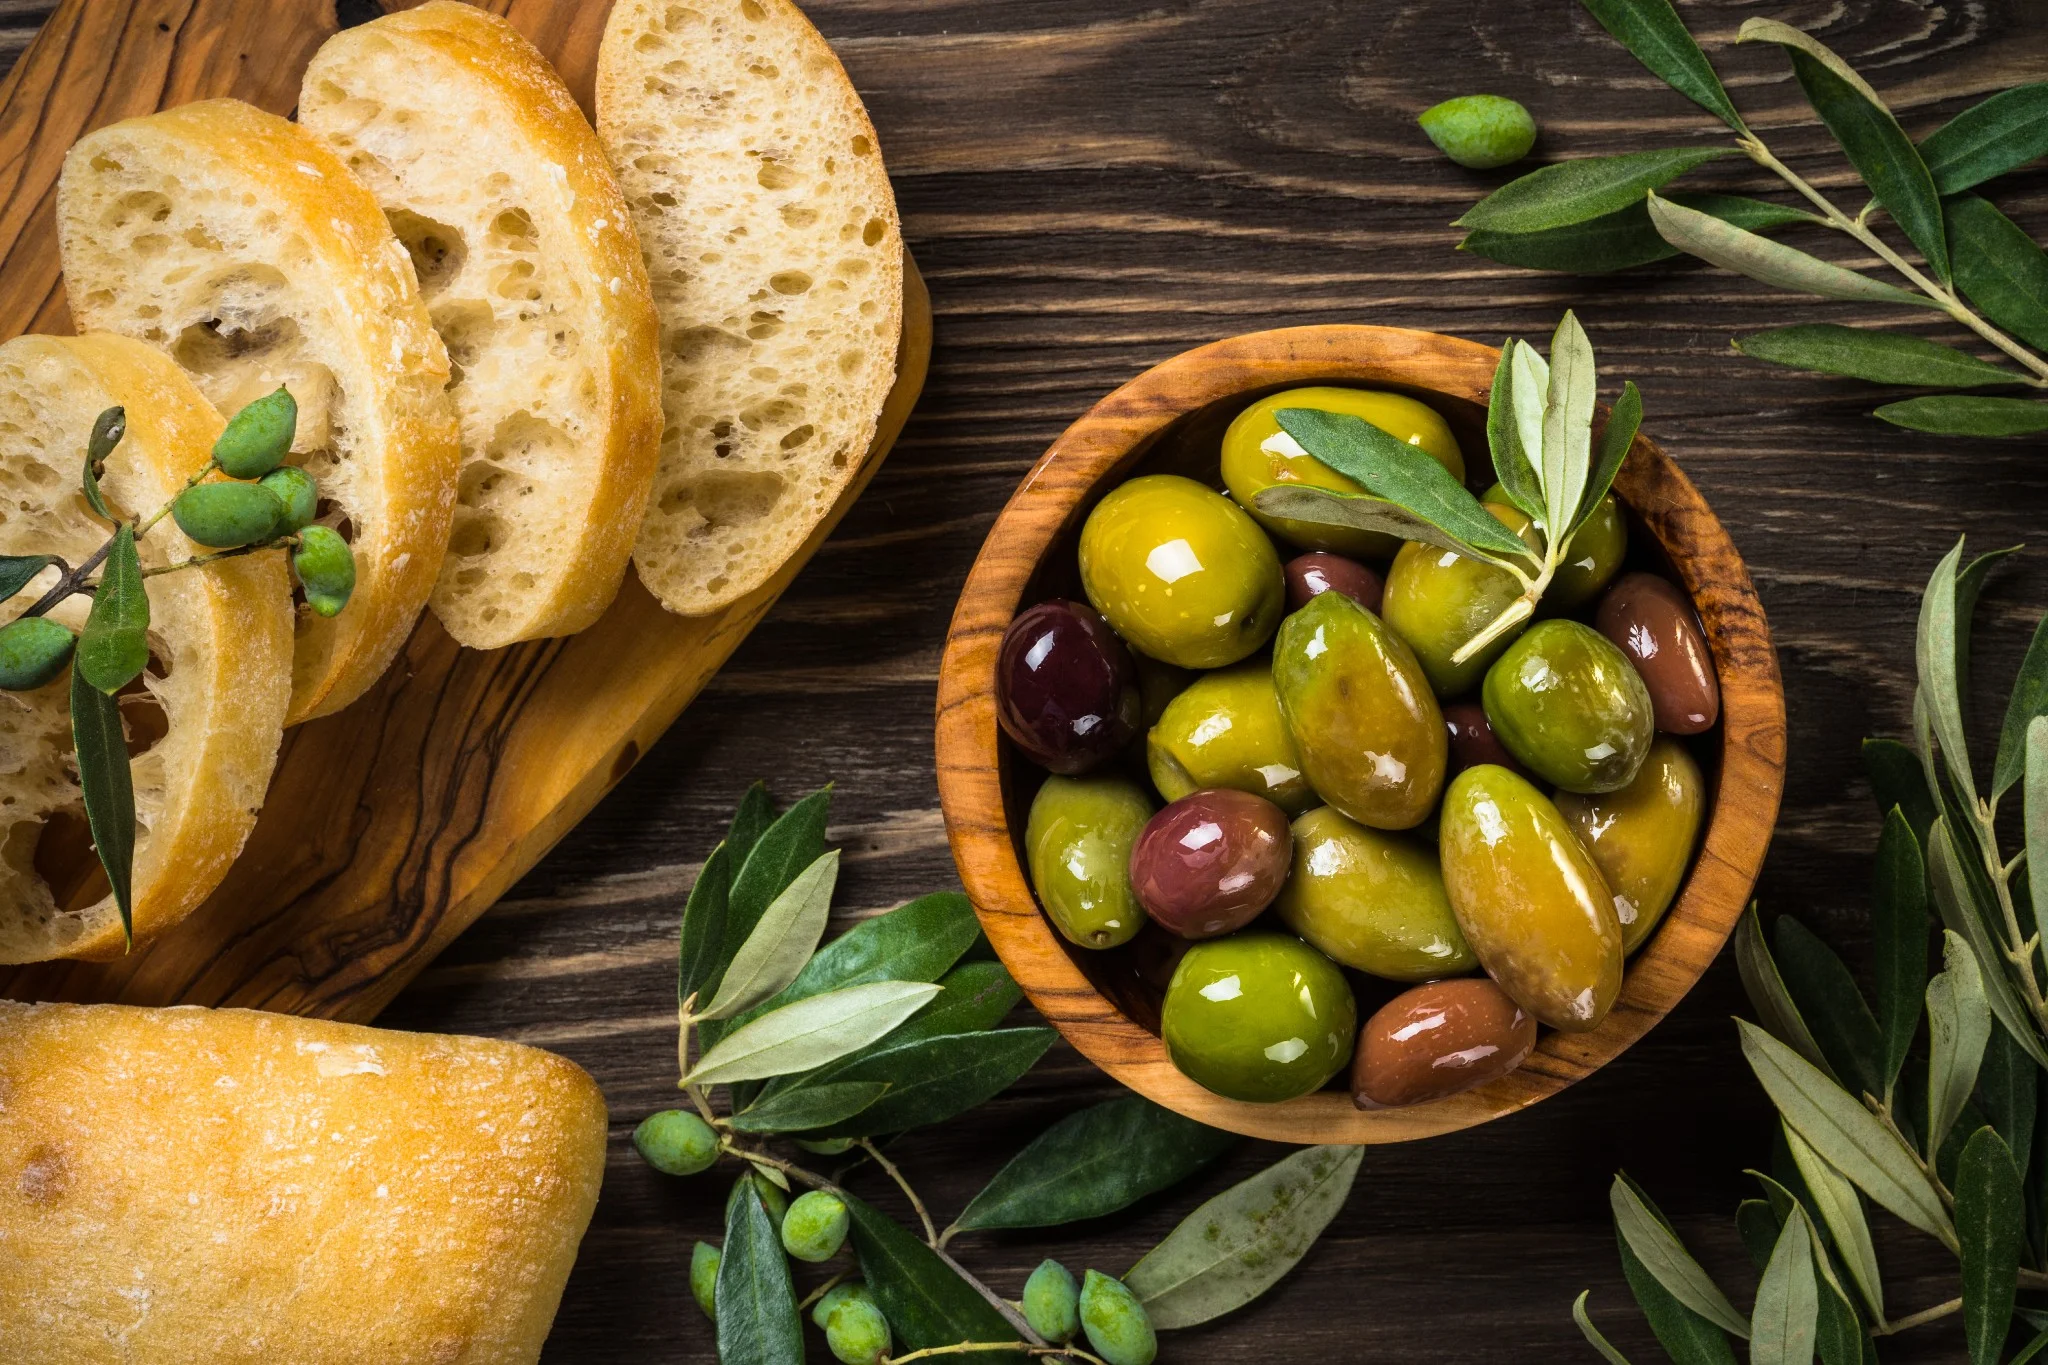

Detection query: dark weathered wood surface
xmin=10 ymin=0 xmax=2047 ymax=1359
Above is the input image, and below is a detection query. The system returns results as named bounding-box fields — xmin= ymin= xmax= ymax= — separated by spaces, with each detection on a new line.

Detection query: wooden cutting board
xmin=0 ymin=0 xmax=931 ymax=1019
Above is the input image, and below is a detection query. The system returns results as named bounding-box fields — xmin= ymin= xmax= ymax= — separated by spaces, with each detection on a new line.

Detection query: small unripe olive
xmin=822 ymin=1285 xmax=891 ymax=1365
xmin=1418 ymin=94 xmax=1538 ymax=170
xmin=259 ymin=466 xmax=318 ymax=533
xmin=689 ymin=1241 xmax=720 ymax=1320
xmin=811 ymin=1280 xmax=865 ymax=1330
xmin=1023 ymin=1259 xmax=1080 ymax=1344
xmin=780 ymin=1190 xmax=849 ymax=1262
xmin=213 ymin=386 xmax=297 ymax=478
xmin=0 ymin=616 xmax=75 ymax=691
xmin=173 ymin=482 xmax=284 ymax=549
xmin=1080 ymin=1270 xmax=1157 ymax=1365
xmin=796 ymin=1136 xmax=856 ymax=1156
xmin=728 ymin=1170 xmax=788 ymax=1233
xmin=633 ymin=1109 xmax=718 ymax=1176
xmin=292 ymin=525 xmax=356 ymax=618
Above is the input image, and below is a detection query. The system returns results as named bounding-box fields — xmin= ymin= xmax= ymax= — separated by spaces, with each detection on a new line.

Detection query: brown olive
xmin=1442 ymin=701 xmax=1525 ymax=780
xmin=1352 ymin=977 xmax=1537 ymax=1108
xmin=1129 ymin=789 xmax=1292 ymax=939
xmin=1284 ymin=552 xmax=1384 ymax=614
xmin=1595 ymin=572 xmax=1718 ymax=735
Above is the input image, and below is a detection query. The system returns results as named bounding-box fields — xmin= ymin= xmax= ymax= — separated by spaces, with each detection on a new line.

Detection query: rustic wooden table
xmin=7 ymin=0 xmax=2043 ymax=1359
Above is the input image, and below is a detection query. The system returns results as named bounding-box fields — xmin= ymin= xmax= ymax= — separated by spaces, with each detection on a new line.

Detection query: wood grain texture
xmin=6 ymin=0 xmax=2043 ymax=1360
xmin=936 ymin=324 xmax=1785 ymax=1142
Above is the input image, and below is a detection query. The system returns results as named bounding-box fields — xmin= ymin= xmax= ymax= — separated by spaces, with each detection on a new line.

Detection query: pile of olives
xmin=999 ymin=387 xmax=1720 ymax=1109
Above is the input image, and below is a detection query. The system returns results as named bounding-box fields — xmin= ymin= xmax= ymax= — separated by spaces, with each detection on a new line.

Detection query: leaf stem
xmin=798 ymin=1270 xmax=848 ymax=1313
xmin=22 ymin=537 xmax=116 ymax=619
xmin=1874 ymin=1296 xmax=1960 ymax=1335
xmin=136 ymin=542 xmax=280 ymax=579
xmin=884 ymin=1344 xmax=1107 ymax=1365
xmin=860 ymin=1138 xmax=938 ymax=1245
xmin=1867 ymin=1097 xmax=1956 ymax=1209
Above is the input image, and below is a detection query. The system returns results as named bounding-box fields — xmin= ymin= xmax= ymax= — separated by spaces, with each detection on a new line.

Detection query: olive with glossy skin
xmin=1146 ymin=662 xmax=1314 ymax=814
xmin=1381 ymin=501 xmax=1536 ymax=697
xmin=1133 ymin=654 xmax=1195 ymax=728
xmin=1026 ymin=774 xmax=1154 ymax=949
xmin=1272 ymin=589 xmax=1446 ymax=830
xmin=1352 ymin=977 xmax=1537 ymax=1108
xmin=1161 ymin=932 xmax=1356 ymax=1102
xmin=1274 ymin=806 xmax=1475 ymax=980
xmin=1439 ymin=764 xmax=1623 ymax=1031
xmin=1442 ymin=701 xmax=1524 ymax=779
xmin=1596 ymin=572 xmax=1719 ymax=734
xmin=997 ymin=599 xmax=1142 ymax=774
xmin=1483 ymin=619 xmax=1653 ymax=794
xmin=1285 ymin=551 xmax=1383 ymax=614
xmin=1130 ymin=789 xmax=1292 ymax=939
xmin=1221 ymin=387 xmax=1464 ymax=559
xmin=1419 ymin=94 xmax=1537 ymax=169
xmin=1079 ymin=474 xmax=1283 ymax=669
xmin=1479 ymin=483 xmax=1625 ymax=611
xmin=1556 ymin=737 xmax=1705 ymax=953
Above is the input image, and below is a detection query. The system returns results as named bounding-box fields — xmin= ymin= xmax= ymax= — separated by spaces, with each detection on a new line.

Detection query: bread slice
xmin=57 ymin=100 xmax=461 ymax=722
xmin=0 ymin=334 xmax=292 ymax=964
xmin=0 ymin=1001 xmax=607 ymax=1363
xmin=597 ymin=0 xmax=904 ymax=614
xmin=301 ymin=3 xmax=664 ymax=649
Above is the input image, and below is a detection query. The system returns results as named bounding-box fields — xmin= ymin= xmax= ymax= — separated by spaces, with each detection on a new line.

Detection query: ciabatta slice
xmin=597 ymin=0 xmax=904 ymax=614
xmin=58 ymin=100 xmax=460 ymax=721
xmin=302 ymin=3 xmax=663 ymax=648
xmin=0 ymin=335 xmax=292 ymax=964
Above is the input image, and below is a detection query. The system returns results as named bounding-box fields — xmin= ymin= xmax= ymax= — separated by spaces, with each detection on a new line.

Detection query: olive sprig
xmin=1252 ymin=309 xmax=1639 ymax=666
xmin=0 ymin=386 xmax=359 ymax=946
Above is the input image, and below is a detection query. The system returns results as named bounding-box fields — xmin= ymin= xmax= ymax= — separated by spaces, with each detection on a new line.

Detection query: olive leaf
xmin=1574 ymin=1291 xmax=1639 ymax=1365
xmin=1957 ymin=1127 xmax=2025 ymax=1365
xmin=1511 ymin=339 xmax=1551 ymax=493
xmin=1735 ymin=908 xmax=1839 ymax=1083
xmin=725 ymin=1080 xmax=890 ymax=1135
xmin=1459 ymin=194 xmax=1811 ymax=274
xmin=683 ymin=980 xmax=942 ymax=1086
xmin=1876 ymin=394 xmax=2048 ymax=436
xmin=1750 ymin=1204 xmax=1819 ymax=1365
xmin=1994 ymin=638 xmax=2048 ymax=800
xmin=1453 ymin=147 xmax=1737 ymax=234
xmin=1577 ymin=0 xmax=1747 ymax=133
xmin=1252 ymin=486 xmax=1485 ymax=561
xmin=1576 ymin=380 xmax=1640 ymax=537
xmin=1646 ymin=192 xmax=1937 ymax=309
xmin=1920 ymin=83 xmax=2048 ymax=197
xmin=757 ymin=891 xmax=980 ymax=1016
xmin=716 ymin=1177 xmax=803 ymax=1365
xmin=1947 ymin=196 xmax=2048 ymax=353
xmin=1736 ymin=1200 xmax=1781 ymax=1273
xmin=1124 ymin=1144 xmax=1361 ymax=1330
xmin=1976 ymin=1026 xmax=2037 ymax=1180
xmin=1781 ymin=1124 xmax=1885 ymax=1327
xmin=1807 ymin=1240 xmax=1866 ymax=1365
xmin=80 ymin=406 xmax=123 ymax=522
xmin=1609 ymin=1175 xmax=1751 ymax=1339
xmin=77 ymin=526 xmax=148 ymax=695
xmin=1738 ymin=1019 xmax=1958 ymax=1250
xmin=1871 ymin=808 xmax=1930 ymax=1099
xmin=2034 ymin=722 xmax=2048 ymax=973
xmin=843 ymin=1193 xmax=1029 ymax=1363
xmin=1773 ymin=918 xmax=1884 ymax=1102
xmin=70 ymin=664 xmax=135 ymax=946
xmin=1917 ymin=539 xmax=1978 ymax=809
xmin=1542 ymin=311 xmax=1597 ymax=540
xmin=1734 ymin=325 xmax=2019 ymax=389
xmin=952 ymin=1095 xmax=1237 ymax=1234
xmin=677 ymin=841 xmax=730 ymax=1007
xmin=1863 ymin=739 xmax=1936 ymax=844
xmin=802 ymin=1027 xmax=1056 ymax=1138
xmin=725 ymin=780 xmax=776 ymax=868
xmin=696 ymin=849 xmax=839 ymax=1022
xmin=1927 ymin=816 xmax=2048 ymax=1071
xmin=1614 ymin=1221 xmax=1738 ymax=1365
xmin=0 ymin=555 xmax=56 ymax=604
xmin=700 ymin=786 xmax=830 ymax=1046
xmin=1927 ymin=930 xmax=1994 ymax=1162
xmin=1486 ymin=341 xmax=1546 ymax=523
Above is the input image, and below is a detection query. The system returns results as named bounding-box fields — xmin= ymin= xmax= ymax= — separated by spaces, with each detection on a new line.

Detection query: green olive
xmin=1025 ymin=773 xmax=1154 ymax=949
xmin=1079 ymin=474 xmax=1284 ymax=669
xmin=1556 ymin=737 xmax=1705 ymax=954
xmin=781 ymin=1190 xmax=849 ymax=1262
xmin=1161 ymin=932 xmax=1356 ymax=1103
xmin=260 ymin=465 xmax=318 ymax=533
xmin=292 ymin=525 xmax=357 ymax=618
xmin=1418 ymin=94 xmax=1538 ymax=170
xmin=1381 ymin=501 xmax=1537 ymax=697
xmin=689 ymin=1241 xmax=720 ymax=1320
xmin=1439 ymin=764 xmax=1623 ymax=1032
xmin=822 ymin=1284 xmax=892 ymax=1365
xmin=1146 ymin=662 xmax=1314 ymax=814
xmin=0 ymin=616 xmax=75 ymax=691
xmin=212 ymin=385 xmax=298 ymax=479
xmin=1024 ymin=1260 xmax=1081 ymax=1344
xmin=1079 ymin=1271 xmax=1158 ymax=1365
xmin=1273 ymin=806 xmax=1475 ymax=980
xmin=1272 ymin=590 xmax=1446 ymax=830
xmin=633 ymin=1108 xmax=719 ymax=1176
xmin=172 ymin=481 xmax=285 ymax=548
xmin=1221 ymin=387 xmax=1465 ymax=558
xmin=1482 ymin=619 xmax=1653 ymax=794
xmin=1132 ymin=654 xmax=1195 ymax=728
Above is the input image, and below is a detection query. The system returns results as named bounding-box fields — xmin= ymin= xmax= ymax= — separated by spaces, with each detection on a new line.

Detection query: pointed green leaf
xmin=1542 ymin=311 xmax=1598 ymax=541
xmin=1928 ymin=930 xmax=1995 ymax=1160
xmin=77 ymin=526 xmax=148 ymax=694
xmin=1253 ymin=486 xmax=1493 ymax=561
xmin=1918 ymin=539 xmax=1976 ymax=807
xmin=1863 ymin=739 xmax=1936 ymax=844
xmin=1734 ymin=325 xmax=2018 ymax=388
xmin=1751 ymin=1203 xmax=1819 ymax=1365
xmin=1124 ymin=1144 xmax=1362 ymax=1330
xmin=1807 ymin=1238 xmax=1867 ymax=1365
xmin=1739 ymin=1198 xmax=1783 ymax=1272
xmin=843 ymin=1193 xmax=1027 ymax=1363
xmin=1736 ymin=909 xmax=1839 ymax=1082
xmin=1948 ymin=195 xmax=2048 ymax=354
xmin=954 ymin=1095 xmax=1238 ymax=1233
xmin=1511 ymin=341 xmax=1551 ymax=490
xmin=726 ymin=1080 xmax=889 ymax=1134
xmin=1738 ymin=1019 xmax=1958 ymax=1250
xmin=1487 ymin=341 xmax=1546 ymax=523
xmin=1928 ymin=815 xmax=2048 ymax=1071
xmin=807 ymin=1028 xmax=1055 ymax=1137
xmin=1647 ymin=192 xmax=1937 ymax=308
xmin=678 ymin=841 xmax=730 ymax=1005
xmin=726 ymin=780 xmax=775 ymax=868
xmin=1782 ymin=1124 xmax=1885 ymax=1326
xmin=1610 ymin=1175 xmax=1751 ymax=1338
xmin=760 ymin=958 xmax=1022 ymax=1105
xmin=699 ymin=850 xmax=840 ymax=1021
xmin=1455 ymin=147 xmax=1737 ymax=234
xmin=1921 ymin=83 xmax=2048 ymax=196
xmin=1774 ymin=918 xmax=1884 ymax=1100
xmin=701 ymin=785 xmax=830 ymax=1032
xmin=1575 ymin=381 xmax=1639 ymax=538
xmin=0 ymin=555 xmax=56 ymax=604
xmin=1978 ymin=1024 xmax=2037 ymax=1180
xmin=1461 ymin=194 xmax=1813 ymax=273
xmin=1872 ymin=808 xmax=1930 ymax=1099
xmin=716 ymin=1178 xmax=802 ymax=1365
xmin=70 ymin=664 xmax=134 ymax=946
xmin=1574 ymin=1291 xmax=1639 ymax=1365
xmin=1878 ymin=394 xmax=2048 ymax=436
xmin=1578 ymin=0 xmax=1747 ymax=131
xmin=1614 ymin=1220 xmax=1738 ymax=1365
xmin=684 ymin=980 xmax=942 ymax=1086
xmin=1957 ymin=1127 xmax=2024 ymax=1365
xmin=1954 ymin=543 xmax=2016 ymax=712
xmin=1997 ymin=644 xmax=2048 ymax=800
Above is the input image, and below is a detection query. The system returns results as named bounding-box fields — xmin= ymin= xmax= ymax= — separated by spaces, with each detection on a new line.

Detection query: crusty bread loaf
xmin=57 ymin=100 xmax=461 ymax=722
xmin=301 ymin=4 xmax=664 ymax=649
xmin=597 ymin=0 xmax=904 ymax=615
xmin=0 ymin=1001 xmax=607 ymax=1364
xmin=0 ymin=335 xmax=292 ymax=965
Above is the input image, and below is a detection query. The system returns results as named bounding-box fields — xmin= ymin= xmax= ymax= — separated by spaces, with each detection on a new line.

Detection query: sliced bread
xmin=57 ymin=100 xmax=460 ymax=722
xmin=0 ymin=334 xmax=292 ymax=964
xmin=301 ymin=3 xmax=664 ymax=649
xmin=597 ymin=0 xmax=904 ymax=615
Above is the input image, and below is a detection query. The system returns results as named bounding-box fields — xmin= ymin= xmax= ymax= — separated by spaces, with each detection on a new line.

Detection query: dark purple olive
xmin=1284 ymin=552 xmax=1384 ymax=614
xmin=1595 ymin=572 xmax=1719 ymax=735
xmin=1129 ymin=788 xmax=1293 ymax=939
xmin=997 ymin=600 xmax=1143 ymax=774
xmin=1442 ymin=701 xmax=1526 ymax=779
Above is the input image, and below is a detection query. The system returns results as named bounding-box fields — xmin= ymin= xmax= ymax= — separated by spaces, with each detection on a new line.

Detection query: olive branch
xmin=1253 ymin=309 xmax=1638 ymax=667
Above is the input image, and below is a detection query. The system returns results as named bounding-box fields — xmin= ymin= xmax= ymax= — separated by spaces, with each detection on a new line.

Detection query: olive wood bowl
xmin=936 ymin=325 xmax=1785 ymax=1143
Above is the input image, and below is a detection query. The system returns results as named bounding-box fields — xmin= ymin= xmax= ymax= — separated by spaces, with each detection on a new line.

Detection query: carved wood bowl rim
xmin=935 ymin=324 xmax=1785 ymax=1143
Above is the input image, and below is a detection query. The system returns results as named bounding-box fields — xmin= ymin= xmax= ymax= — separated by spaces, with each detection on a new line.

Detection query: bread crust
xmin=0 ymin=335 xmax=292 ymax=964
xmin=58 ymin=100 xmax=460 ymax=721
xmin=302 ymin=3 xmax=663 ymax=647
xmin=0 ymin=1001 xmax=607 ymax=1364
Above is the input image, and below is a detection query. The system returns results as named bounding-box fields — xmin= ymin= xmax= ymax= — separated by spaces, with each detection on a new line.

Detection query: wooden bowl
xmin=936 ymin=325 xmax=1785 ymax=1143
